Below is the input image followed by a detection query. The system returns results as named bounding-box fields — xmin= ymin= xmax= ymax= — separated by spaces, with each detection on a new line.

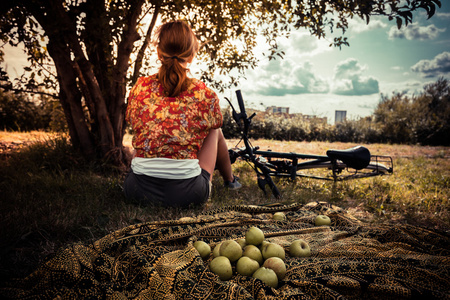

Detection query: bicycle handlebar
xmin=236 ymin=90 xmax=246 ymax=116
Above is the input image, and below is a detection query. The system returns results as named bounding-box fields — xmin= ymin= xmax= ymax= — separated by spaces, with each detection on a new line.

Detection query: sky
xmin=205 ymin=2 xmax=450 ymax=124
xmin=2 ymin=2 xmax=449 ymax=124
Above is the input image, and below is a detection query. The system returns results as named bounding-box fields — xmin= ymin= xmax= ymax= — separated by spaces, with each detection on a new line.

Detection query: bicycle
xmin=226 ymin=90 xmax=394 ymax=199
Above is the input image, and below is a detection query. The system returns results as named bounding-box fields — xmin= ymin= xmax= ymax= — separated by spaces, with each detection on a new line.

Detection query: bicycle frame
xmin=226 ymin=90 xmax=393 ymax=199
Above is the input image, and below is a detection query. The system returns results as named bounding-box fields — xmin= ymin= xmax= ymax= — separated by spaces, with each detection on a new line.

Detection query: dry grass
xmin=0 ymin=131 xmax=449 ymax=283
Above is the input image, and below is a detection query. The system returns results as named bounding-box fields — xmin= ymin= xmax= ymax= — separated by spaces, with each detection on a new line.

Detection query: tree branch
xmin=131 ymin=3 xmax=160 ymax=85
xmin=0 ymin=86 xmax=59 ymax=99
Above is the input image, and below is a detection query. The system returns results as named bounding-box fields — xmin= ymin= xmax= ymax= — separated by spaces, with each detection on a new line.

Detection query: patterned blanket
xmin=1 ymin=202 xmax=449 ymax=299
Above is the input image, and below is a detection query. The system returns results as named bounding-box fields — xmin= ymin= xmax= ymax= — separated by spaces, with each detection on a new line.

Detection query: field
xmin=0 ymin=131 xmax=449 ymax=283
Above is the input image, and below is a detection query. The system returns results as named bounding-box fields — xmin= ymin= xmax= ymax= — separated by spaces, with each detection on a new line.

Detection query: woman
xmin=124 ymin=20 xmax=241 ymax=208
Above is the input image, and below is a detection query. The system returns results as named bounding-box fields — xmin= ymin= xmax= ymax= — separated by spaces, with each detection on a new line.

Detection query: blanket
xmin=1 ymin=202 xmax=449 ymax=299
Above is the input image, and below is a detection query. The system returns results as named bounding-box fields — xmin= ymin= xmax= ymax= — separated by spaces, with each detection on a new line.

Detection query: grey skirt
xmin=123 ymin=169 xmax=211 ymax=208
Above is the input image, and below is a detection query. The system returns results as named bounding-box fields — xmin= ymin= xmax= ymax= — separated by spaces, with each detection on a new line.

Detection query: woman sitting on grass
xmin=124 ymin=20 xmax=241 ymax=208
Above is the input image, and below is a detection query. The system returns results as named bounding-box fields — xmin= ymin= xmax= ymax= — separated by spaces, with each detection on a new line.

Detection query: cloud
xmin=251 ymin=59 xmax=329 ymax=96
xmin=388 ymin=23 xmax=446 ymax=40
xmin=348 ymin=18 xmax=387 ymax=33
xmin=436 ymin=12 xmax=450 ymax=19
xmin=280 ymin=31 xmax=332 ymax=58
xmin=332 ymin=58 xmax=379 ymax=96
xmin=411 ymin=51 xmax=450 ymax=78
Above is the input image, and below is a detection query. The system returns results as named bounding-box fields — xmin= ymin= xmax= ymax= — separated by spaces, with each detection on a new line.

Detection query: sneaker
xmin=225 ymin=175 xmax=242 ymax=190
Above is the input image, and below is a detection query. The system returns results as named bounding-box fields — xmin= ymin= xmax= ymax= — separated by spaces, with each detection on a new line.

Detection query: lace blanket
xmin=1 ymin=202 xmax=449 ymax=299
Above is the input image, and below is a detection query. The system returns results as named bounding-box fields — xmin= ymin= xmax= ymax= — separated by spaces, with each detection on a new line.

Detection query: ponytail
xmin=156 ymin=21 xmax=199 ymax=97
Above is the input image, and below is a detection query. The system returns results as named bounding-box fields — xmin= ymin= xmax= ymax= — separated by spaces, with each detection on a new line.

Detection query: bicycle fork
xmin=253 ymin=159 xmax=282 ymax=199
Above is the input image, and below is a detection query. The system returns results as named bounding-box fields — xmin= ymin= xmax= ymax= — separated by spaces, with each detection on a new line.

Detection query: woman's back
xmin=126 ymin=74 xmax=223 ymax=160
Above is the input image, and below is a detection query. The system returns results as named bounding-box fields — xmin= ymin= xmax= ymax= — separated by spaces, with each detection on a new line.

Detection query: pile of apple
xmin=193 ymin=213 xmax=332 ymax=288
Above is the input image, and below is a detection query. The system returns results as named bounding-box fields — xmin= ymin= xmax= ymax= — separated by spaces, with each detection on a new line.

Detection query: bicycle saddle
xmin=326 ymin=146 xmax=370 ymax=170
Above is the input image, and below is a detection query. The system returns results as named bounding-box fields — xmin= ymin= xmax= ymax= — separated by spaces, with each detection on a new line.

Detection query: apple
xmin=209 ymin=256 xmax=233 ymax=281
xmin=237 ymin=238 xmax=247 ymax=249
xmin=236 ymin=256 xmax=260 ymax=277
xmin=219 ymin=240 xmax=242 ymax=262
xmin=193 ymin=240 xmax=211 ymax=259
xmin=259 ymin=240 xmax=270 ymax=252
xmin=273 ymin=212 xmax=286 ymax=221
xmin=262 ymin=243 xmax=285 ymax=260
xmin=315 ymin=215 xmax=331 ymax=226
xmin=263 ymin=257 xmax=286 ymax=280
xmin=243 ymin=245 xmax=263 ymax=265
xmin=213 ymin=242 xmax=222 ymax=257
xmin=245 ymin=226 xmax=265 ymax=246
xmin=252 ymin=267 xmax=278 ymax=288
xmin=289 ymin=239 xmax=311 ymax=257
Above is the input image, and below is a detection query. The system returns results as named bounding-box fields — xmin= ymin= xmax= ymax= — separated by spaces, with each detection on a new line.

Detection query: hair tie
xmin=171 ymin=56 xmax=180 ymax=60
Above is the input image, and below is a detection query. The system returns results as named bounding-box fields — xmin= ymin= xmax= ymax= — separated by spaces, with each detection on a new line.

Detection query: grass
xmin=0 ymin=132 xmax=449 ymax=283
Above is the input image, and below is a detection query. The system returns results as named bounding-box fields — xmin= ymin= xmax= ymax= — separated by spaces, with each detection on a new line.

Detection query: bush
xmin=374 ymin=78 xmax=450 ymax=146
xmin=0 ymin=89 xmax=66 ymax=132
xmin=222 ymin=78 xmax=449 ymax=146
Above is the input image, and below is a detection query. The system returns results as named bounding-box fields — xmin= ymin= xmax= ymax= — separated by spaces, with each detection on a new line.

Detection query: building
xmin=263 ymin=106 xmax=327 ymax=125
xmin=266 ymin=106 xmax=290 ymax=114
xmin=335 ymin=110 xmax=347 ymax=124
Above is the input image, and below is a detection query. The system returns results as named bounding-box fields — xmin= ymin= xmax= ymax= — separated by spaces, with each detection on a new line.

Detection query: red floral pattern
xmin=126 ymin=74 xmax=223 ymax=159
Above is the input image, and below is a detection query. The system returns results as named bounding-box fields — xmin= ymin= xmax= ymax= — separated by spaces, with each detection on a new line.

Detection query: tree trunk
xmin=110 ymin=1 xmax=144 ymax=164
xmin=49 ymin=0 xmax=117 ymax=158
xmin=47 ymin=39 xmax=96 ymax=158
xmin=22 ymin=0 xmax=152 ymax=167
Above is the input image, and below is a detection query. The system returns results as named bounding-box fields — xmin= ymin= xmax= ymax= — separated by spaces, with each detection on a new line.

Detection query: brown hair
xmin=156 ymin=21 xmax=199 ymax=97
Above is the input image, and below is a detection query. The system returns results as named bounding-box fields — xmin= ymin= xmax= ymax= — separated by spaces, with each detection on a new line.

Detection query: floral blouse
xmin=126 ymin=74 xmax=223 ymax=159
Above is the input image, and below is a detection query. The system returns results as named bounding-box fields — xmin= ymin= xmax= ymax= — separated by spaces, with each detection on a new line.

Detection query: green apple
xmin=193 ymin=240 xmax=211 ymax=259
xmin=209 ymin=256 xmax=233 ymax=281
xmin=213 ymin=242 xmax=222 ymax=257
xmin=245 ymin=226 xmax=265 ymax=246
xmin=315 ymin=215 xmax=331 ymax=226
xmin=262 ymin=243 xmax=285 ymax=260
xmin=273 ymin=212 xmax=286 ymax=221
xmin=219 ymin=240 xmax=242 ymax=262
xmin=259 ymin=240 xmax=270 ymax=252
xmin=237 ymin=238 xmax=247 ymax=249
xmin=243 ymin=245 xmax=263 ymax=265
xmin=252 ymin=267 xmax=278 ymax=288
xmin=263 ymin=257 xmax=286 ymax=280
xmin=236 ymin=256 xmax=260 ymax=277
xmin=289 ymin=239 xmax=311 ymax=257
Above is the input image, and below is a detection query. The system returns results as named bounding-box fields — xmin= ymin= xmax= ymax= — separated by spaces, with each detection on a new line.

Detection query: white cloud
xmin=411 ymin=51 xmax=450 ymax=77
xmin=280 ymin=31 xmax=332 ymax=58
xmin=332 ymin=58 xmax=379 ymax=96
xmin=436 ymin=12 xmax=450 ymax=19
xmin=348 ymin=18 xmax=387 ymax=33
xmin=388 ymin=23 xmax=446 ymax=40
xmin=249 ymin=59 xmax=329 ymax=96
xmin=379 ymin=79 xmax=424 ymax=95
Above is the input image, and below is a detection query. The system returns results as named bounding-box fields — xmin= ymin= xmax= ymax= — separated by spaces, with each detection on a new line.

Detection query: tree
xmin=412 ymin=78 xmax=450 ymax=145
xmin=374 ymin=92 xmax=415 ymax=143
xmin=373 ymin=78 xmax=449 ymax=145
xmin=0 ymin=0 xmax=441 ymax=166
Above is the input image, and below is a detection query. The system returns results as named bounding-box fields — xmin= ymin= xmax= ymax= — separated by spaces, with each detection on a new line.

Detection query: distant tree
xmin=0 ymin=89 xmax=52 ymax=131
xmin=374 ymin=92 xmax=415 ymax=143
xmin=0 ymin=0 xmax=442 ymax=166
xmin=374 ymin=78 xmax=449 ymax=145
xmin=412 ymin=78 xmax=450 ymax=145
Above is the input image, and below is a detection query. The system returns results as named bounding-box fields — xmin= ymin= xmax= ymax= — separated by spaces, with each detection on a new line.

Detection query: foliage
xmin=374 ymin=77 xmax=450 ymax=145
xmin=411 ymin=78 xmax=450 ymax=145
xmin=0 ymin=89 xmax=65 ymax=131
xmin=0 ymin=0 xmax=442 ymax=165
